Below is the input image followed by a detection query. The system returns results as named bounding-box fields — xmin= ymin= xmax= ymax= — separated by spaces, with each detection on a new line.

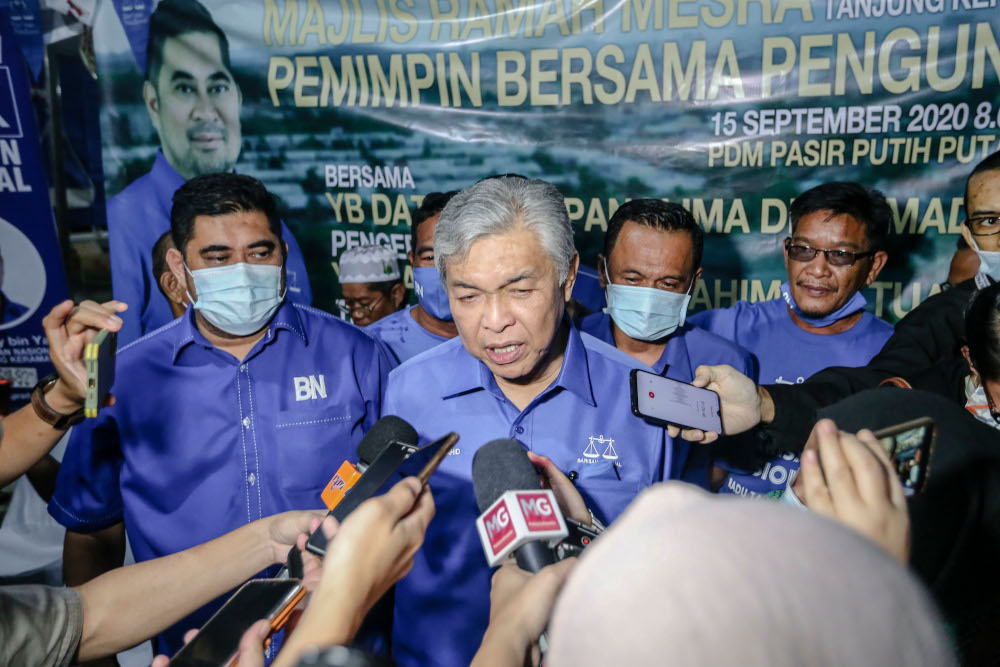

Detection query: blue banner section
xmin=0 ymin=1 xmax=43 ymax=80
xmin=0 ymin=11 xmax=69 ymax=406
xmin=111 ymin=0 xmax=152 ymax=73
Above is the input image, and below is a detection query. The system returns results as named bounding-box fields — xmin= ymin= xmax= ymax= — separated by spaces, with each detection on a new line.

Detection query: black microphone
xmin=473 ymin=438 xmax=557 ymax=573
xmin=303 ymin=416 xmax=418 ymax=557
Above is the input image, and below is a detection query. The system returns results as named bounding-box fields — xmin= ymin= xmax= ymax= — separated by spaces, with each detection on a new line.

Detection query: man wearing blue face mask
xmin=366 ymin=191 xmax=459 ymax=364
xmin=578 ymin=200 xmax=754 ymax=487
xmin=688 ymin=182 xmax=893 ymax=498
xmin=49 ymin=173 xmax=395 ymax=656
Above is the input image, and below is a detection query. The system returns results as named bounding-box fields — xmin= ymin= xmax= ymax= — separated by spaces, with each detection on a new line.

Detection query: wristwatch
xmin=31 ymin=373 xmax=85 ymax=429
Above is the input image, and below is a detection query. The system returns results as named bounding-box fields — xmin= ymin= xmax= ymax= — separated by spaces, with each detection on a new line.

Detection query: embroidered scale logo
xmin=578 ymin=434 xmax=621 ymax=466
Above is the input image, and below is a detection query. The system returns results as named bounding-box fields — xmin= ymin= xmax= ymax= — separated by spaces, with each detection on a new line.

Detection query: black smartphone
xmin=169 ymin=579 xmax=305 ymax=667
xmin=306 ymin=432 xmax=458 ymax=557
xmin=84 ymin=328 xmax=116 ymax=418
xmin=872 ymin=417 xmax=935 ymax=495
xmin=630 ymin=369 xmax=723 ymax=433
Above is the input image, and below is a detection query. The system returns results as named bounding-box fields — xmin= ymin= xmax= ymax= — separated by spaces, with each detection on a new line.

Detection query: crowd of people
xmin=2 ymin=0 xmax=999 ymax=664
xmin=0 ymin=149 xmax=997 ymax=665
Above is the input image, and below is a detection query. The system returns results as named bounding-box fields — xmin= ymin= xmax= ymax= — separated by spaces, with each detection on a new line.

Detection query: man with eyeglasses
xmin=339 ymin=244 xmax=406 ymax=327
xmin=689 ymin=182 xmax=893 ymax=497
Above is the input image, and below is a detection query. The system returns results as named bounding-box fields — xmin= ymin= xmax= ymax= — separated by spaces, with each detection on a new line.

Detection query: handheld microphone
xmin=472 ymin=439 xmax=568 ymax=571
xmin=319 ymin=417 xmax=412 ymax=510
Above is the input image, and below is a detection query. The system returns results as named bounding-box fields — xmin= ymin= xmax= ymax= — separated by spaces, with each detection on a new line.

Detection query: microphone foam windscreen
xmin=472 ymin=438 xmax=540 ymax=512
xmin=357 ymin=415 xmax=418 ymax=465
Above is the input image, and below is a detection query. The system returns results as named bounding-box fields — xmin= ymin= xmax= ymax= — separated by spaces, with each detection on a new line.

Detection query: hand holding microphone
xmin=472 ymin=558 xmax=578 ymax=667
xmin=270 ymin=476 xmax=436 ymax=667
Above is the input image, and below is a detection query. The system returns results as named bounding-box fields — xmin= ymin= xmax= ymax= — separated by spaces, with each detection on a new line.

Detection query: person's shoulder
xmin=680 ymin=324 xmax=752 ymax=361
xmin=365 ymin=307 xmax=411 ymax=337
xmin=117 ymin=316 xmax=185 ymax=357
xmin=858 ymin=311 xmax=895 ymax=336
xmin=390 ymin=336 xmax=465 ymax=375
xmin=579 ymin=330 xmax=654 ymax=372
xmin=907 ymin=281 xmax=976 ymax=318
xmin=107 ymin=169 xmax=156 ymax=213
xmin=293 ymin=304 xmax=377 ymax=345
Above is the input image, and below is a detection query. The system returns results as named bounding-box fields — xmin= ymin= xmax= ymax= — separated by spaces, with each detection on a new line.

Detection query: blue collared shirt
xmin=48 ymin=301 xmax=394 ymax=653
xmin=107 ymin=151 xmax=313 ymax=345
xmin=384 ymin=321 xmax=667 ymax=667
xmin=364 ymin=305 xmax=451 ymax=364
xmin=579 ymin=311 xmax=755 ymax=485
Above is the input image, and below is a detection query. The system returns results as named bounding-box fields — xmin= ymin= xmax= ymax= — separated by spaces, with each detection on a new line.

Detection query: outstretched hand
xmin=666 ymin=364 xmax=769 ymax=444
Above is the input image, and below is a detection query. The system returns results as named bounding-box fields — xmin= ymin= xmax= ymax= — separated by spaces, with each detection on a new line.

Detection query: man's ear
xmin=596 ymin=253 xmax=608 ymax=289
xmin=865 ymin=251 xmax=889 ymax=286
xmin=166 ymin=247 xmax=190 ymax=296
xmin=390 ymin=282 xmax=406 ymax=309
xmin=961 ymin=223 xmax=977 ymax=251
xmin=690 ymin=267 xmax=703 ymax=293
xmin=143 ymin=80 xmax=161 ymax=133
xmin=562 ymin=253 xmax=580 ymax=303
xmin=159 ymin=270 xmax=186 ymax=307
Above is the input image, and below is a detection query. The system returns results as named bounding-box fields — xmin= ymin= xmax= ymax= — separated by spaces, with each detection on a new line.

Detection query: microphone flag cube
xmin=475 ymin=489 xmax=568 ymax=567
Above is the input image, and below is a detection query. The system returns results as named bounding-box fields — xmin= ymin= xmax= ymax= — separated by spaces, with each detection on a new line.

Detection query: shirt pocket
xmin=274 ymin=405 xmax=356 ymax=498
xmin=573 ymin=473 xmax=643 ymax=526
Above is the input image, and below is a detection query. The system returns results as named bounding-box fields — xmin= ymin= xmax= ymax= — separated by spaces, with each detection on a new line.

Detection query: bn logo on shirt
xmin=294 ymin=374 xmax=327 ymax=401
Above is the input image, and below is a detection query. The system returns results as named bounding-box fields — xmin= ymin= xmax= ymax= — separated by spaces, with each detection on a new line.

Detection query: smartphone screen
xmin=169 ymin=579 xmax=303 ymax=667
xmin=631 ymin=369 xmax=723 ymax=433
xmin=873 ymin=417 xmax=935 ymax=496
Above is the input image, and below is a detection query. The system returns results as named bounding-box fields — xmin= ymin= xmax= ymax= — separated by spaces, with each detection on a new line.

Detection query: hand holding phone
xmin=630 ymin=369 xmax=723 ymax=433
xmin=168 ymin=579 xmax=306 ymax=667
xmin=796 ymin=419 xmax=911 ymax=564
xmin=275 ymin=477 xmax=438 ymax=664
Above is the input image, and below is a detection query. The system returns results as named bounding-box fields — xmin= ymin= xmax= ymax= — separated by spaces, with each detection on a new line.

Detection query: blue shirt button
xmin=514 ymin=425 xmax=524 ymax=434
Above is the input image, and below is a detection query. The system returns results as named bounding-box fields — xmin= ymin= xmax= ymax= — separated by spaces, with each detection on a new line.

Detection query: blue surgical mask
xmin=603 ymin=262 xmax=691 ymax=342
xmin=413 ymin=266 xmax=453 ymax=321
xmin=781 ymin=282 xmax=866 ymax=328
xmin=186 ymin=262 xmax=285 ymax=336
xmin=969 ymin=237 xmax=1000 ymax=280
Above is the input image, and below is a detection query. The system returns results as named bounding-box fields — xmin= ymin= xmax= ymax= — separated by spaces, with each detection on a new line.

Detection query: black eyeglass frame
xmin=965 ymin=216 xmax=1000 ymax=237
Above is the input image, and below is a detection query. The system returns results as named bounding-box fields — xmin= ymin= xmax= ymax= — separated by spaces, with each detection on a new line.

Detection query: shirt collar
xmin=151 ymin=150 xmax=186 ymax=216
xmin=659 ymin=325 xmax=694 ymax=380
xmin=439 ymin=317 xmax=596 ymax=407
xmin=172 ymin=299 xmax=306 ymax=363
xmin=589 ymin=311 xmax=689 ymax=378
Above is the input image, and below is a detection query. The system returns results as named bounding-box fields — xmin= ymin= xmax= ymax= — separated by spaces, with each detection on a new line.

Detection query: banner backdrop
xmin=0 ymin=10 xmax=70 ymax=406
xmin=92 ymin=0 xmax=1000 ymax=323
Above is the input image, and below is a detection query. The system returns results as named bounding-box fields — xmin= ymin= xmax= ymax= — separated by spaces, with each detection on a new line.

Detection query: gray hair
xmin=434 ymin=177 xmax=576 ymax=283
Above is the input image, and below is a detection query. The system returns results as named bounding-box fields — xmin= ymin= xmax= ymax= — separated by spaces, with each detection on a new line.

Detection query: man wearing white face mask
xmin=579 ymin=200 xmax=753 ymax=487
xmin=49 ymin=173 xmax=395 ymax=656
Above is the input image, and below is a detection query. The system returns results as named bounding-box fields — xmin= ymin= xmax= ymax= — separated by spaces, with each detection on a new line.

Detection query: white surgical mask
xmin=186 ymin=262 xmax=285 ymax=336
xmin=969 ymin=236 xmax=1000 ymax=280
xmin=603 ymin=260 xmax=691 ymax=341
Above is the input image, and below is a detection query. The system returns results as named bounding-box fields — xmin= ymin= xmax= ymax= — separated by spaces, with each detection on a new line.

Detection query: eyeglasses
xmin=344 ymin=297 xmax=383 ymax=316
xmin=784 ymin=238 xmax=874 ymax=267
xmin=966 ymin=216 xmax=1000 ymax=237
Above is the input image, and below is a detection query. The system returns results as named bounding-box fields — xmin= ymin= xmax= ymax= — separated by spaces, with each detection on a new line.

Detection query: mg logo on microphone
xmin=483 ymin=499 xmax=515 ymax=555
xmin=516 ymin=491 xmax=561 ymax=531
